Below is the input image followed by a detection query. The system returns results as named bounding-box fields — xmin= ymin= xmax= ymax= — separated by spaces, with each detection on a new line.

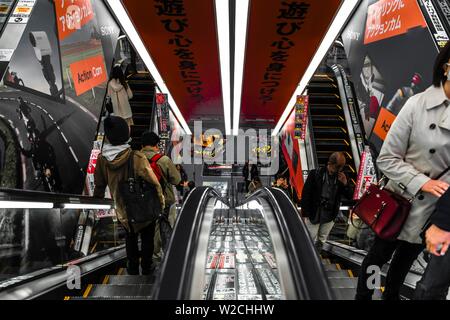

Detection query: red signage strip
xmin=240 ymin=0 xmax=341 ymax=125
xmin=123 ymin=0 xmax=223 ymax=121
xmin=364 ymin=0 xmax=427 ymax=44
xmin=281 ymin=108 xmax=304 ymax=198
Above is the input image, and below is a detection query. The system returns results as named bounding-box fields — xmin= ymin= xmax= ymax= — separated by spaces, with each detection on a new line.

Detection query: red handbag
xmin=352 ymin=183 xmax=412 ymax=241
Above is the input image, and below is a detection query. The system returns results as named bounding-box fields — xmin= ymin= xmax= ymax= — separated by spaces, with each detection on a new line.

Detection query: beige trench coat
xmin=377 ymin=85 xmax=450 ymax=244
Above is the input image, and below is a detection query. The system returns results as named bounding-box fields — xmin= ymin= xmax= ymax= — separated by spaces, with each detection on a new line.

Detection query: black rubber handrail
xmin=241 ymin=187 xmax=334 ymax=300
xmin=152 ymin=186 xmax=228 ymax=299
xmin=0 ymin=245 xmax=126 ymax=299
xmin=0 ymin=188 xmax=114 ymax=208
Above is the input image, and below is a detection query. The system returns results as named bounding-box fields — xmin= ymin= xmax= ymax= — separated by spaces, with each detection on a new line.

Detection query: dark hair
xmin=110 ymin=65 xmax=128 ymax=89
xmin=141 ymin=131 xmax=160 ymax=147
xmin=275 ymin=173 xmax=285 ymax=181
xmin=253 ymin=176 xmax=261 ymax=183
xmin=188 ymin=181 xmax=195 ymax=189
xmin=433 ymin=41 xmax=450 ymax=87
xmin=328 ymin=152 xmax=345 ymax=165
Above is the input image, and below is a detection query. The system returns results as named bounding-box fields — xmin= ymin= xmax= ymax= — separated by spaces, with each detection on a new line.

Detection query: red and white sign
xmin=353 ymin=146 xmax=378 ymax=200
xmin=70 ymin=54 xmax=107 ymax=96
xmin=55 ymin=0 xmax=94 ymax=41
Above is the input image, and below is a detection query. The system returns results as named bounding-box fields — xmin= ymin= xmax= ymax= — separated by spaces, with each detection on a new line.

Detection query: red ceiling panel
xmin=122 ymin=0 xmax=223 ymax=121
xmin=240 ymin=0 xmax=342 ymax=125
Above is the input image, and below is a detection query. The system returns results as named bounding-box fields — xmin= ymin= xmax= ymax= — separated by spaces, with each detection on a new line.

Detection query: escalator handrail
xmin=241 ymin=187 xmax=334 ymax=300
xmin=0 ymin=245 xmax=126 ymax=299
xmin=153 ymin=186 xmax=228 ymax=299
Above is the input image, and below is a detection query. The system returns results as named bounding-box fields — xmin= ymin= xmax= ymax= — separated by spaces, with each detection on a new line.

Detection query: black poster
xmin=342 ymin=0 xmax=439 ymax=154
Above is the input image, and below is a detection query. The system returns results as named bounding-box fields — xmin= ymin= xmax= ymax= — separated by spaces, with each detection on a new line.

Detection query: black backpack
xmin=118 ymin=151 xmax=161 ymax=224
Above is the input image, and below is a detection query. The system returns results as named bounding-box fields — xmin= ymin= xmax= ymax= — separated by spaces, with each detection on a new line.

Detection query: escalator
xmin=0 ymin=186 xmax=359 ymax=300
xmin=307 ymin=75 xmax=357 ymax=186
xmin=154 ymin=186 xmax=334 ymax=300
xmin=127 ymin=72 xmax=155 ymax=150
xmin=70 ymin=271 xmax=154 ymax=300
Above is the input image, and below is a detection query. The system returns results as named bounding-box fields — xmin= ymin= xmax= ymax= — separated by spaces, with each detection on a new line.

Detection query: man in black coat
xmin=301 ymin=152 xmax=353 ymax=250
xmin=414 ymin=188 xmax=450 ymax=300
xmin=243 ymin=162 xmax=258 ymax=192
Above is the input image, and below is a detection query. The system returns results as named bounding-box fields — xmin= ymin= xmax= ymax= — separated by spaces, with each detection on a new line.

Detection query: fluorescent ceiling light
xmin=63 ymin=203 xmax=112 ymax=210
xmin=106 ymin=0 xmax=192 ymax=135
xmin=233 ymin=0 xmax=250 ymax=136
xmin=0 ymin=201 xmax=53 ymax=209
xmin=272 ymin=0 xmax=359 ymax=136
xmin=214 ymin=0 xmax=231 ymax=136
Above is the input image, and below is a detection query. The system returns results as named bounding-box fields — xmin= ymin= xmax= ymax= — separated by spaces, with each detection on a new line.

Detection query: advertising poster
xmin=342 ymin=0 xmax=439 ymax=155
xmin=294 ymin=95 xmax=308 ymax=140
xmin=0 ymin=0 xmax=121 ymax=195
xmin=155 ymin=93 xmax=170 ymax=154
xmin=0 ymin=0 xmax=15 ymax=30
xmin=4 ymin=0 xmax=63 ymax=100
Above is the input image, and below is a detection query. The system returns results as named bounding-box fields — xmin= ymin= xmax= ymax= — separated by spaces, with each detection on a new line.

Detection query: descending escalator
xmin=0 ymin=186 xmax=357 ymax=300
xmin=307 ymin=74 xmax=357 ymax=186
xmin=154 ymin=186 xmax=334 ymax=300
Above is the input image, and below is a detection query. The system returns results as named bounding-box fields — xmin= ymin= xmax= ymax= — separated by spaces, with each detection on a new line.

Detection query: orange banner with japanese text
xmin=55 ymin=0 xmax=95 ymax=41
xmin=364 ymin=0 xmax=427 ymax=44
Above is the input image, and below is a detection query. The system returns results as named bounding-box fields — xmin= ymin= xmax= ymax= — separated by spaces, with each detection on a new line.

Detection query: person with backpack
xmin=141 ymin=131 xmax=181 ymax=256
xmin=94 ymin=116 xmax=164 ymax=275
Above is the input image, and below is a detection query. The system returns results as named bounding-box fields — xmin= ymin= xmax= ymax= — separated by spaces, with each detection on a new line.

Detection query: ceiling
xmin=121 ymin=0 xmax=345 ymax=132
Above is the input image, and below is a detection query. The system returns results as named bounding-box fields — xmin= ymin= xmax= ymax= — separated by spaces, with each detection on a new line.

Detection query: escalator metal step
xmin=331 ymin=287 xmax=356 ymax=300
xmin=87 ymin=284 xmax=153 ymax=298
xmin=332 ymin=288 xmax=383 ymax=300
xmin=323 ymin=264 xmax=341 ymax=271
xmin=315 ymin=139 xmax=349 ymax=146
xmin=66 ymin=296 xmax=151 ymax=300
xmin=325 ymin=270 xmax=353 ymax=278
xmin=106 ymin=275 xmax=154 ymax=285
xmin=328 ymin=277 xmax=358 ymax=289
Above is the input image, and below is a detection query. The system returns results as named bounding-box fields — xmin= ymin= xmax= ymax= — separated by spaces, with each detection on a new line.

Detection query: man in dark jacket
xmin=414 ymin=188 xmax=450 ymax=300
xmin=243 ymin=162 xmax=258 ymax=192
xmin=301 ymin=152 xmax=353 ymax=250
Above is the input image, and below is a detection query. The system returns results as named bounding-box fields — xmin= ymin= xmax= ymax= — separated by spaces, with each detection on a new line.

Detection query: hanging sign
xmin=353 ymin=146 xmax=378 ymax=200
xmin=294 ymin=95 xmax=308 ymax=140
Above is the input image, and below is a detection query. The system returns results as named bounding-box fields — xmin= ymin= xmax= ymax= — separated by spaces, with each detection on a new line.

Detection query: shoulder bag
xmin=353 ymin=167 xmax=450 ymax=241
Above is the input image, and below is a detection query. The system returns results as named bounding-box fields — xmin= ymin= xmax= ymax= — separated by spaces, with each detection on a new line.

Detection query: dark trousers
xmin=245 ymin=180 xmax=251 ymax=193
xmin=414 ymin=251 xmax=450 ymax=300
xmin=125 ymin=221 xmax=156 ymax=275
xmin=355 ymin=236 xmax=424 ymax=300
xmin=159 ymin=206 xmax=173 ymax=254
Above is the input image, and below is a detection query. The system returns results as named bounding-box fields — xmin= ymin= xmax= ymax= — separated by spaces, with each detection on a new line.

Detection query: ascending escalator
xmin=127 ymin=72 xmax=155 ymax=150
xmin=307 ymin=75 xmax=357 ymax=186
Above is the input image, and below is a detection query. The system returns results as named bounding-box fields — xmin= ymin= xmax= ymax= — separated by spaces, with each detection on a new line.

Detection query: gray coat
xmin=377 ymin=85 xmax=450 ymax=244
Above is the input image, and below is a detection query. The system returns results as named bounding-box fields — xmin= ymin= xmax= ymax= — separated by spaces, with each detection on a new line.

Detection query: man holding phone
xmin=301 ymin=152 xmax=354 ymax=251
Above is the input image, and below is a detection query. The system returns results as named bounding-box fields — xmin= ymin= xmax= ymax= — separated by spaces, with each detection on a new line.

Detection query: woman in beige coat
xmin=356 ymin=43 xmax=450 ymax=300
xmin=107 ymin=65 xmax=134 ymax=126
